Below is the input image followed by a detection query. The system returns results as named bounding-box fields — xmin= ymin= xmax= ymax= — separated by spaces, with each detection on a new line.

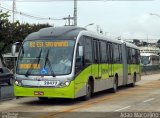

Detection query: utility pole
xmin=74 ymin=0 xmax=77 ymax=26
xmin=13 ymin=0 xmax=16 ymax=23
xmin=0 ymin=0 xmax=2 ymax=10
xmin=63 ymin=15 xmax=74 ymax=26
xmin=149 ymin=13 xmax=160 ymax=18
xmin=96 ymin=25 xmax=100 ymax=32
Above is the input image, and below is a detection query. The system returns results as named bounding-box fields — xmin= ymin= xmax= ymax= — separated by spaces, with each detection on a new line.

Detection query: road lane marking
xmin=115 ymin=106 xmax=131 ymax=112
xmin=38 ymin=80 xmax=160 ymax=118
xmin=143 ymin=98 xmax=155 ymax=103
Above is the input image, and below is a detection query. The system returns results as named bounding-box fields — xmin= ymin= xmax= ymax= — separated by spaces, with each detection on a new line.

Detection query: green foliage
xmin=0 ymin=11 xmax=51 ymax=54
xmin=156 ymin=39 xmax=160 ymax=48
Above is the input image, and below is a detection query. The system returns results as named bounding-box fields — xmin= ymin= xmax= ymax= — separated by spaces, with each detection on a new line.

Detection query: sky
xmin=1 ymin=0 xmax=160 ymax=42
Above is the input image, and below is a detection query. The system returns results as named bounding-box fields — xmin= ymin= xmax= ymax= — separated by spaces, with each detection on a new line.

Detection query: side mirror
xmin=12 ymin=42 xmax=21 ymax=56
xmin=78 ymin=46 xmax=83 ymax=57
xmin=12 ymin=45 xmax=16 ymax=56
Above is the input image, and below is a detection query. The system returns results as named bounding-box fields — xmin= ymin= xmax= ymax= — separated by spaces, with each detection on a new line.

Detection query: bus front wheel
xmin=130 ymin=75 xmax=136 ymax=87
xmin=83 ymin=81 xmax=92 ymax=101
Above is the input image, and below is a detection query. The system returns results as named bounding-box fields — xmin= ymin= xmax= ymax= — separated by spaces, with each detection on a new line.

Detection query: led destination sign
xmin=20 ymin=64 xmax=40 ymax=69
xmin=29 ymin=41 xmax=68 ymax=48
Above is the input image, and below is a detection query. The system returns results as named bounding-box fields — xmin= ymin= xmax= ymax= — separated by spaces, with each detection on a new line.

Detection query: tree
xmin=133 ymin=39 xmax=140 ymax=46
xmin=156 ymin=39 xmax=160 ymax=48
xmin=0 ymin=11 xmax=51 ymax=53
xmin=0 ymin=11 xmax=12 ymax=53
xmin=141 ymin=41 xmax=148 ymax=46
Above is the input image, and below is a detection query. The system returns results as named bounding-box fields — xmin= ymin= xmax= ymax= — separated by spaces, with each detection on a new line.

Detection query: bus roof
xmin=124 ymin=41 xmax=139 ymax=49
xmin=24 ymin=26 xmax=138 ymax=49
xmin=25 ymin=26 xmax=86 ymax=41
xmin=78 ymin=30 xmax=122 ymax=44
xmin=78 ymin=30 xmax=139 ymax=49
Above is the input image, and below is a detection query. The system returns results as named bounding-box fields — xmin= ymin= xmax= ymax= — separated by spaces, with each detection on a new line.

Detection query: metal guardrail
xmin=141 ymin=65 xmax=160 ymax=74
xmin=0 ymin=85 xmax=14 ymax=101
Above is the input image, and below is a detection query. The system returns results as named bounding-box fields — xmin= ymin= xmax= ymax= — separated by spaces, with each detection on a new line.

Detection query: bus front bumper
xmin=14 ymin=81 xmax=75 ymax=99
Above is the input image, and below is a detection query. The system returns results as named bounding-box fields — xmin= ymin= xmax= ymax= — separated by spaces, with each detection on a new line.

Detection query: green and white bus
xmin=12 ymin=26 xmax=141 ymax=100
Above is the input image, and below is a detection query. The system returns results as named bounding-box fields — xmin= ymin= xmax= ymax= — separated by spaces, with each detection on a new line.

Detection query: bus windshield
xmin=16 ymin=40 xmax=75 ymax=76
xmin=141 ymin=56 xmax=150 ymax=65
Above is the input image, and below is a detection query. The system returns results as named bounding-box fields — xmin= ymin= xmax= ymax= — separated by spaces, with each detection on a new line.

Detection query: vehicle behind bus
xmin=140 ymin=53 xmax=160 ymax=66
xmin=0 ymin=53 xmax=13 ymax=85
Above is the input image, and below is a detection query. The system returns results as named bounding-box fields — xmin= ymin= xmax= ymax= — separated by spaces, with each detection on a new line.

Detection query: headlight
xmin=15 ymin=80 xmax=22 ymax=86
xmin=59 ymin=81 xmax=70 ymax=87
xmin=15 ymin=81 xmax=18 ymax=85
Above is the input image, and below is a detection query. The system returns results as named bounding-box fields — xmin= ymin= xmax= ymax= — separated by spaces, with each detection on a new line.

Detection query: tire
xmin=38 ymin=97 xmax=48 ymax=101
xmin=8 ymin=78 xmax=13 ymax=85
xmin=130 ymin=76 xmax=136 ymax=87
xmin=111 ymin=78 xmax=118 ymax=93
xmin=82 ymin=80 xmax=92 ymax=101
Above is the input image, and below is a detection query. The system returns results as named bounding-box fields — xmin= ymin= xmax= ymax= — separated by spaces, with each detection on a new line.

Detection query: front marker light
xmin=15 ymin=81 xmax=19 ymax=85
xmin=59 ymin=81 xmax=70 ymax=87
xmin=65 ymin=82 xmax=70 ymax=86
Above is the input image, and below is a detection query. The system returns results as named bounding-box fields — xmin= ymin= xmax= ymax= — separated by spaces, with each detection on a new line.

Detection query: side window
xmin=93 ymin=40 xmax=98 ymax=63
xmin=107 ymin=43 xmax=113 ymax=64
xmin=118 ymin=45 xmax=122 ymax=63
xmin=76 ymin=36 xmax=84 ymax=59
xmin=113 ymin=44 xmax=120 ymax=63
xmin=79 ymin=36 xmax=84 ymax=46
xmin=84 ymin=37 xmax=93 ymax=64
xmin=106 ymin=42 xmax=108 ymax=63
xmin=127 ymin=48 xmax=132 ymax=64
xmin=76 ymin=37 xmax=84 ymax=66
xmin=132 ymin=49 xmax=136 ymax=64
xmin=100 ymin=41 xmax=107 ymax=63
xmin=93 ymin=39 xmax=101 ymax=63
xmin=135 ymin=49 xmax=140 ymax=64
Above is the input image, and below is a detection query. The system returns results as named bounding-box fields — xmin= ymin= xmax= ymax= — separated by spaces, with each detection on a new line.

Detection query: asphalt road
xmin=0 ymin=74 xmax=160 ymax=118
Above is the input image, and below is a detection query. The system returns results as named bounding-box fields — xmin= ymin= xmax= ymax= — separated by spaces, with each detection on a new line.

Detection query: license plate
xmin=43 ymin=81 xmax=59 ymax=86
xmin=22 ymin=80 xmax=59 ymax=87
xmin=34 ymin=91 xmax=44 ymax=96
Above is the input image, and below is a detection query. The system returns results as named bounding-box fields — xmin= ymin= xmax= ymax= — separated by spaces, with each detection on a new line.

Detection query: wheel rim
xmin=113 ymin=79 xmax=117 ymax=91
xmin=86 ymin=83 xmax=91 ymax=98
xmin=133 ymin=77 xmax=136 ymax=86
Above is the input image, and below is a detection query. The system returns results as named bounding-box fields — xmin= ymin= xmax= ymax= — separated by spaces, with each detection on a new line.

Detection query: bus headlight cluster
xmin=59 ymin=81 xmax=70 ymax=87
xmin=15 ymin=80 xmax=22 ymax=86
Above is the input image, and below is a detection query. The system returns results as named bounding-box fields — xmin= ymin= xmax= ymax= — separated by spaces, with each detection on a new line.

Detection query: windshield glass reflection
xmin=17 ymin=40 xmax=75 ymax=75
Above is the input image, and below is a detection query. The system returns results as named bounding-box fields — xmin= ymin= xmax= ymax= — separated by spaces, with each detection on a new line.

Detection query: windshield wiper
xmin=25 ymin=49 xmax=42 ymax=77
xmin=44 ymin=50 xmax=56 ymax=77
xmin=37 ymin=49 xmax=42 ymax=65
